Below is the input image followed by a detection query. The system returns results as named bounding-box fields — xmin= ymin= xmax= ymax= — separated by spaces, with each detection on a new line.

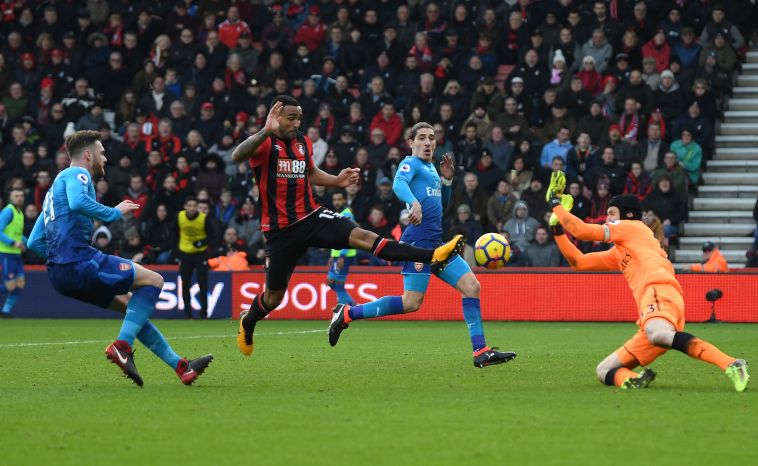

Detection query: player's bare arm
xmin=231 ymin=101 xmax=283 ymax=163
xmin=308 ymin=165 xmax=360 ymax=188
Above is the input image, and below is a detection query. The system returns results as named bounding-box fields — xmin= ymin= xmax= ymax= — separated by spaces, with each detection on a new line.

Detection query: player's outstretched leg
xmin=351 ymin=229 xmax=465 ymax=271
xmin=668 ymin=329 xmax=749 ymax=392
xmin=237 ymin=291 xmax=278 ymax=356
xmin=328 ymin=296 xmax=405 ymax=346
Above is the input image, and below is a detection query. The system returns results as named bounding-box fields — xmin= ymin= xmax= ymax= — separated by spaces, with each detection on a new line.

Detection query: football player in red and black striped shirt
xmin=231 ymin=95 xmax=464 ymax=357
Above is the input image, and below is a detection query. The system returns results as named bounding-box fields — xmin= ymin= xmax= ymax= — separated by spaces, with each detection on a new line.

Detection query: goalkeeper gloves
xmin=545 ymin=171 xmax=567 ymax=207
xmin=548 ymin=194 xmax=574 ymax=236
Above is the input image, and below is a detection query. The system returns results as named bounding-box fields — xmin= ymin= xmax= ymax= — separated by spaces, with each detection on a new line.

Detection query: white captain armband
xmin=603 ymin=224 xmax=611 ymax=242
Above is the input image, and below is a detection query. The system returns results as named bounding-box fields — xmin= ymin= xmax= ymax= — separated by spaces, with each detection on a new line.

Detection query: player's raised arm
xmin=232 ymin=101 xmax=282 ymax=163
xmin=546 ymin=171 xmax=606 ymax=242
xmin=27 ymin=214 xmax=48 ymax=259
xmin=439 ymin=153 xmax=454 ymax=212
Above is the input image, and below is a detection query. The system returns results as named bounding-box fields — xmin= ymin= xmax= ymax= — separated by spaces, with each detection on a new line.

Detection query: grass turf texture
xmin=1 ymin=320 xmax=756 ymax=466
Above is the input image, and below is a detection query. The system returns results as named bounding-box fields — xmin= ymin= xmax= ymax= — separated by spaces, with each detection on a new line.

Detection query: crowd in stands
xmin=1 ymin=0 xmax=757 ymax=268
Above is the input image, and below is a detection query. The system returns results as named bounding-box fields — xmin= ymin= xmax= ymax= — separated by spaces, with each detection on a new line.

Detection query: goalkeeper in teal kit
xmin=329 ymin=123 xmax=516 ymax=367
xmin=27 ymin=130 xmax=212 ymax=386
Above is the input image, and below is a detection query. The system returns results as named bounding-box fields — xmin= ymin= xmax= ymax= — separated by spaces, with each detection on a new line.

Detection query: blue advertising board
xmin=11 ymin=270 xmax=232 ymax=319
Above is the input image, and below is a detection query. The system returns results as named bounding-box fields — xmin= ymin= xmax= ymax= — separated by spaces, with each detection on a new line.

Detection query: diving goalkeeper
xmin=546 ymin=171 xmax=749 ymax=391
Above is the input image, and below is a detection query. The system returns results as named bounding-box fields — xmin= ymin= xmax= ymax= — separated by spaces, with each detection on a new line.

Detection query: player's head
xmin=272 ymin=95 xmax=302 ymax=140
xmin=607 ymin=194 xmax=642 ymax=222
xmin=331 ymin=190 xmax=347 ymax=211
xmin=408 ymin=122 xmax=435 ymax=161
xmin=65 ymin=130 xmax=106 ymax=178
xmin=8 ymin=188 xmax=24 ymax=208
xmin=183 ymin=195 xmax=198 ymax=217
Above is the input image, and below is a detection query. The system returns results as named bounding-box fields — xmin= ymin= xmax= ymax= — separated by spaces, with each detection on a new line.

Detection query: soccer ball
xmin=474 ymin=233 xmax=512 ymax=269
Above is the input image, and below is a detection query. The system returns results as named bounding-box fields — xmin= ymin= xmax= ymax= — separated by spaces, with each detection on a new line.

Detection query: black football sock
xmin=371 ymin=237 xmax=434 ymax=263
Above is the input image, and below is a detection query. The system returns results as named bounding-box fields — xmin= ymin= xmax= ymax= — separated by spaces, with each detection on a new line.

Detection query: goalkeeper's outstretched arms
xmin=553 ymin=233 xmax=618 ymax=271
xmin=546 ymin=172 xmax=619 ymax=271
xmin=546 ymin=171 xmax=606 ymax=242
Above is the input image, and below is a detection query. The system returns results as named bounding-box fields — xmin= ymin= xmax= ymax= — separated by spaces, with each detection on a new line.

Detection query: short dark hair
xmin=409 ymin=122 xmax=434 ymax=140
xmin=65 ymin=130 xmax=102 ymax=159
xmin=332 ymin=190 xmax=346 ymax=199
xmin=184 ymin=195 xmax=198 ymax=205
xmin=273 ymin=95 xmax=300 ymax=107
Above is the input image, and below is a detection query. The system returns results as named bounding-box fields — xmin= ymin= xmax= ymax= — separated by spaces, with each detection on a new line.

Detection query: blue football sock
xmin=331 ymin=282 xmax=356 ymax=306
xmin=2 ymin=288 xmax=21 ymax=314
xmin=137 ymin=320 xmax=182 ymax=369
xmin=462 ymin=297 xmax=487 ymax=352
xmin=117 ymin=285 xmax=161 ymax=347
xmin=349 ymin=296 xmax=404 ymax=320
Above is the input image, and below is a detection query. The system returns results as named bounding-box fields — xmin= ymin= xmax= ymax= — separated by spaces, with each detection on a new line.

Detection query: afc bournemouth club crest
xmin=414 ymin=262 xmax=424 ymax=272
xmin=296 ymin=143 xmax=305 ymax=155
xmin=119 ymin=262 xmax=132 ymax=271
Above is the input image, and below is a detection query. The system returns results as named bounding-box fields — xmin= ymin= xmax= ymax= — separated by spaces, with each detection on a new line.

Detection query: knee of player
xmin=645 ymin=326 xmax=671 ymax=347
xmin=148 ymin=271 xmax=165 ymax=289
xmin=595 ymin=362 xmax=609 ymax=382
xmin=461 ymin=278 xmax=481 ymax=298
xmin=402 ymin=295 xmax=424 ymax=313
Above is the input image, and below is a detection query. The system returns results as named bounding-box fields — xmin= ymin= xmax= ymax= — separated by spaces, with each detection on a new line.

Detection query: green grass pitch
xmin=1 ymin=319 xmax=756 ymax=466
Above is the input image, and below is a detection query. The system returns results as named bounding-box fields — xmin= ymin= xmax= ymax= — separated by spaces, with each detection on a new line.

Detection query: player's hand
xmin=548 ymin=194 xmax=574 ymax=226
xmin=440 ymin=153 xmax=455 ymax=180
xmin=264 ymin=101 xmax=284 ymax=134
xmin=115 ymin=200 xmax=140 ymax=216
xmin=13 ymin=241 xmax=24 ymax=249
xmin=546 ymin=171 xmax=567 ymax=208
xmin=336 ymin=257 xmax=345 ymax=272
xmin=408 ymin=201 xmax=422 ymax=225
xmin=336 ymin=167 xmax=360 ymax=187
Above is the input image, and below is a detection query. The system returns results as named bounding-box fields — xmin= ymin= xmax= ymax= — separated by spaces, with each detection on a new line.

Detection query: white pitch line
xmin=0 ymin=329 xmax=326 ymax=349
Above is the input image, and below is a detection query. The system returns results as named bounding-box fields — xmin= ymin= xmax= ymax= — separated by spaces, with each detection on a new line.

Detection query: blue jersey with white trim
xmin=393 ymin=155 xmax=447 ymax=243
xmin=29 ymin=166 xmax=122 ymax=264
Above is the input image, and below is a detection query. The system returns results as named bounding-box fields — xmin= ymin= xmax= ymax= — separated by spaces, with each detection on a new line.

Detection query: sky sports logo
xmin=277 ymin=159 xmax=307 ymax=179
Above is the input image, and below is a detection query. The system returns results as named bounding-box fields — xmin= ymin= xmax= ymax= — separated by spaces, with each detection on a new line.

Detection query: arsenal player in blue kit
xmin=328 ymin=123 xmax=517 ymax=367
xmin=232 ymin=96 xmax=465 ymax=357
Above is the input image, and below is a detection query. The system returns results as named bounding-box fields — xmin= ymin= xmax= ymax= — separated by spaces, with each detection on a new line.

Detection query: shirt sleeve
xmin=27 ymin=214 xmax=48 ymax=259
xmin=554 ymin=205 xmax=607 ymax=242
xmin=0 ymin=208 xmax=13 ymax=245
xmin=555 ymin=235 xmax=618 ymax=271
xmin=65 ymin=169 xmax=122 ymax=222
xmin=604 ymin=220 xmax=637 ymax=244
xmin=392 ymin=161 xmax=417 ymax=205
xmin=251 ymin=136 xmax=272 ymax=168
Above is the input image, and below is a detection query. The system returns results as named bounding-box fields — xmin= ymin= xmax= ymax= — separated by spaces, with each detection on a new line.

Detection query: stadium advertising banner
xmin=229 ymin=267 xmax=758 ymax=323
xmin=14 ymin=269 xmax=232 ymax=319
xmin=12 ymin=267 xmax=758 ymax=322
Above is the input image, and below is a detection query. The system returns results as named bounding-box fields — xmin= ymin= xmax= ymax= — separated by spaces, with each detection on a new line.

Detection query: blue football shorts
xmin=48 ymin=251 xmax=136 ymax=308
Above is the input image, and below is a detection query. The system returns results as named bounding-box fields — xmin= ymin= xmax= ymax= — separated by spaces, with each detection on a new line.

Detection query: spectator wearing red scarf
xmin=624 ymin=162 xmax=653 ymax=201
